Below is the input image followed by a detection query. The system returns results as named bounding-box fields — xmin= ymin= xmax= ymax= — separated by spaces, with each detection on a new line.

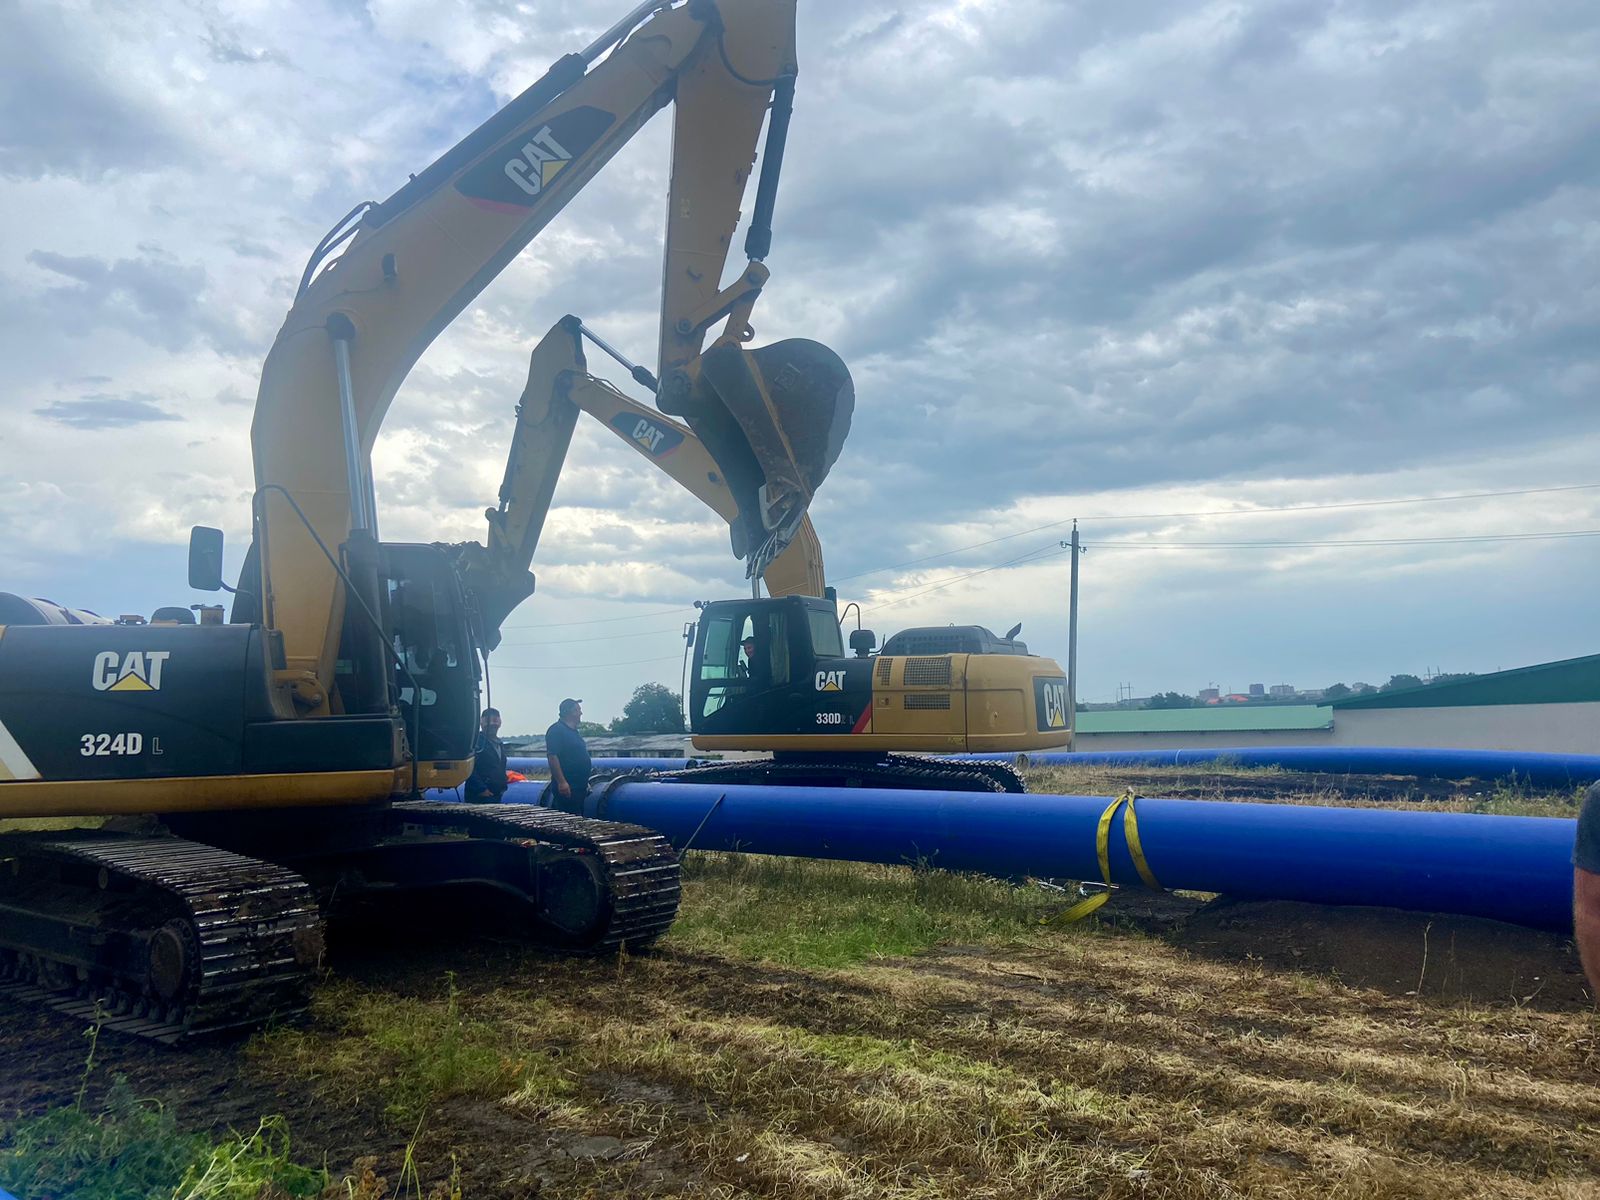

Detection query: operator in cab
xmin=545 ymin=698 xmax=592 ymax=815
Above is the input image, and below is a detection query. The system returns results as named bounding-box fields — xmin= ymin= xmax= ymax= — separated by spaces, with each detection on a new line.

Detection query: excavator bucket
xmin=667 ymin=338 xmax=854 ymax=578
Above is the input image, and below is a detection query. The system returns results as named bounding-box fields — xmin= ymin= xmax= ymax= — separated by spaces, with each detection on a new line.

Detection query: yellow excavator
xmin=511 ymin=323 xmax=1071 ymax=793
xmin=0 ymin=0 xmax=852 ymax=1040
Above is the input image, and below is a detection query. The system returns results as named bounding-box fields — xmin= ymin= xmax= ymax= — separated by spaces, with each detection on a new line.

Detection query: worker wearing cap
xmin=1574 ymin=782 xmax=1600 ymax=993
xmin=544 ymin=698 xmax=592 ymax=815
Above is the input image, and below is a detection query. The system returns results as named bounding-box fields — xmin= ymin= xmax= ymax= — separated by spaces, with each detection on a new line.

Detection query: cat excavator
xmin=513 ymin=326 xmax=1071 ymax=795
xmin=0 ymin=0 xmax=852 ymax=1040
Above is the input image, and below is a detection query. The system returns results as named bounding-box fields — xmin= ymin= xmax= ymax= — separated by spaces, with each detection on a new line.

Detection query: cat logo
xmin=610 ymin=413 xmax=685 ymax=458
xmin=815 ymin=670 xmax=846 ymax=692
xmin=456 ymin=107 xmax=613 ymax=211
xmin=503 ymin=125 xmax=575 ymax=197
xmin=1040 ymin=679 xmax=1068 ymax=729
xmin=91 ymin=650 xmax=171 ymax=693
xmin=631 ymin=419 xmax=667 ymax=453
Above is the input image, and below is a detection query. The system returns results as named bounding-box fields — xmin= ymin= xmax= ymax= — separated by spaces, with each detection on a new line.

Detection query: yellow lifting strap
xmin=1049 ymin=789 xmax=1163 ymax=925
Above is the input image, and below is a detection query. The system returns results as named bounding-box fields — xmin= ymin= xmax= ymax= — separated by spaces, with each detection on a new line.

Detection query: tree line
xmin=568 ymin=682 xmax=686 ymax=736
xmin=1141 ymin=672 xmax=1478 ymax=710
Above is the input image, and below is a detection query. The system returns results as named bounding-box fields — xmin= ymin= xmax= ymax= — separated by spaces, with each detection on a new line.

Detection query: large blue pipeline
xmin=507 ymin=756 xmax=700 ymax=775
xmin=506 ymin=747 xmax=1600 ymax=788
xmin=983 ymin=746 xmax=1600 ymax=788
xmin=481 ymin=778 xmax=1578 ymax=930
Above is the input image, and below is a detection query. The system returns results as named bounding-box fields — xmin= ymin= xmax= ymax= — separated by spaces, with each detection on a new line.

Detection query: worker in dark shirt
xmin=464 ymin=707 xmax=508 ymax=803
xmin=1574 ymin=782 xmax=1600 ymax=993
xmin=544 ymin=697 xmax=592 ymax=815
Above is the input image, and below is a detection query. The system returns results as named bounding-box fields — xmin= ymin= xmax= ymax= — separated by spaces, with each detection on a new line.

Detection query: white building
xmin=1325 ymin=654 xmax=1600 ymax=754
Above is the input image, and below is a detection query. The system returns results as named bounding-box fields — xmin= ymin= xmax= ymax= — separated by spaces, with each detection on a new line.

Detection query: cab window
xmin=696 ymin=607 xmax=791 ymax=719
xmin=807 ymin=607 xmax=844 ymax=658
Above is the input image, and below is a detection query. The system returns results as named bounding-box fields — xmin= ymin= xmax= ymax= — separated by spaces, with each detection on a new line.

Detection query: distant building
xmin=1269 ymin=684 xmax=1296 ymax=698
xmin=1328 ymin=654 xmax=1600 ymax=753
xmin=506 ymin=734 xmax=694 ymax=759
xmin=1074 ymin=705 xmax=1332 ymax=751
xmin=1248 ymin=683 xmax=1265 ymax=698
xmin=1197 ymin=687 xmax=1220 ymax=703
xmin=1067 ymin=654 xmax=1600 ymax=754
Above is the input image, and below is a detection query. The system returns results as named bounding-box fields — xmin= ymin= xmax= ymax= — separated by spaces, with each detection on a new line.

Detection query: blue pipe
xmin=493 ymin=780 xmax=1578 ymax=930
xmin=980 ymin=746 xmax=1600 ymax=788
xmin=508 ymin=748 xmax=1600 ymax=787
xmin=506 ymin=756 xmax=700 ymax=775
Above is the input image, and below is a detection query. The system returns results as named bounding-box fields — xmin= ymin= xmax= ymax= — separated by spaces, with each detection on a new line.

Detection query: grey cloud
xmin=726 ymin=0 xmax=1600 ymax=574
xmin=21 ymin=249 xmax=256 ymax=356
xmin=35 ymin=392 xmax=181 ymax=429
xmin=227 ymin=238 xmax=279 ymax=261
xmin=0 ymin=4 xmax=190 ymax=179
xmin=204 ymin=25 xmax=283 ymax=66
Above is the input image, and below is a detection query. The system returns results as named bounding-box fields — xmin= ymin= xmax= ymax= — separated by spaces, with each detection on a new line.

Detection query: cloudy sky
xmin=3 ymin=0 xmax=1596 ymax=728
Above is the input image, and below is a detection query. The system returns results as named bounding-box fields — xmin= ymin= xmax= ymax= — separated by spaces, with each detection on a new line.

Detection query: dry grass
xmin=248 ymin=769 xmax=1600 ymax=1199
xmin=1026 ymin=762 xmax=1585 ymax=818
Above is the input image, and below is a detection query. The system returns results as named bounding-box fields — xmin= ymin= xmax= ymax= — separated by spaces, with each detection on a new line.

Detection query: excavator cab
xmin=690 ymin=595 xmax=861 ymax=737
xmin=187 ymin=528 xmax=480 ymax=782
xmin=688 ymin=596 xmax=1072 ymax=760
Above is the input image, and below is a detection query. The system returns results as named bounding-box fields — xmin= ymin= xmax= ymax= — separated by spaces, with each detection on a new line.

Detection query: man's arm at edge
xmin=1576 ymin=867 xmax=1600 ymax=997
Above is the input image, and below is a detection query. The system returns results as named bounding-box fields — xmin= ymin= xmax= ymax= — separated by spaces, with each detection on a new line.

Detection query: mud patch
xmin=1173 ymin=897 xmax=1591 ymax=1009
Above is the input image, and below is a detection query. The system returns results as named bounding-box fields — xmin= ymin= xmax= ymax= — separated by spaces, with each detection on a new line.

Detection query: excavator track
xmin=0 ymin=835 xmax=322 ymax=1043
xmin=634 ymin=753 xmax=1026 ymax=794
xmin=391 ymin=802 xmax=680 ymax=953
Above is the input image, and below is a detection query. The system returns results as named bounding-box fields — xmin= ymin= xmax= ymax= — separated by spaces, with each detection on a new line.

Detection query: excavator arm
xmin=471 ymin=315 xmax=826 ymax=643
xmin=250 ymin=0 xmax=851 ymax=705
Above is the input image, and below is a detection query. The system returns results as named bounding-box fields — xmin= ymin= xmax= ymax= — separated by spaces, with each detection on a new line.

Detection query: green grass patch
xmin=252 ymin=974 xmax=573 ymax=1125
xmin=670 ymin=852 xmax=1054 ymax=969
xmin=0 ymin=1077 xmax=326 ymax=1200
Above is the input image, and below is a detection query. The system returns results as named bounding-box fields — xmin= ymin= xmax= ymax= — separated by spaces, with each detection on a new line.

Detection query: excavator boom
xmin=252 ymin=0 xmax=851 ymax=701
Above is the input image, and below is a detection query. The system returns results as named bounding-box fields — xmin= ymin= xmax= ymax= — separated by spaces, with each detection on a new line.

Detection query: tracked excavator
xmin=0 ymin=0 xmax=853 ymax=1041
xmin=510 ymin=327 xmax=1072 ymax=795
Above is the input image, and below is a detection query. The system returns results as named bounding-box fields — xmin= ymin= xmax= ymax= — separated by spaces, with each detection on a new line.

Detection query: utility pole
xmin=1060 ymin=521 xmax=1081 ymax=747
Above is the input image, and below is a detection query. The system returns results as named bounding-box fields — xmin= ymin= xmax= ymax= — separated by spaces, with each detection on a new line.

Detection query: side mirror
xmin=849 ymin=628 xmax=876 ymax=658
xmin=188 ymin=526 xmax=225 ymax=591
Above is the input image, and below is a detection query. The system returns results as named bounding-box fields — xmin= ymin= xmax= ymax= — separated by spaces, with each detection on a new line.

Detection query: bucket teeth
xmin=661 ymin=338 xmax=853 ymax=576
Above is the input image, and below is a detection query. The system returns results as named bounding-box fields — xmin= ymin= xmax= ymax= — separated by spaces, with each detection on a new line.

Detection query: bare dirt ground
xmin=2 ymin=768 xmax=1596 ymax=1198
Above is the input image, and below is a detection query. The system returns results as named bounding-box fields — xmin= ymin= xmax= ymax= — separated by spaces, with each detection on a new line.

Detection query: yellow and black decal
xmin=455 ymin=106 xmax=615 ymax=212
xmin=1034 ymin=675 xmax=1070 ymax=732
xmin=609 ymin=412 xmax=686 ymax=459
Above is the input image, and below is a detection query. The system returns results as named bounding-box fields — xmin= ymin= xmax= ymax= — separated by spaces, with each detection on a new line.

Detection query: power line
xmin=492 ymin=483 xmax=1600 ymax=632
xmin=868 ymin=544 xmax=1067 ymax=611
xmin=1088 ymin=529 xmax=1600 ymax=549
xmin=497 ymin=623 xmax=687 ymax=647
xmin=501 ymin=606 xmax=685 ymax=631
xmin=830 ymin=482 xmax=1600 ymax=584
xmin=856 ymin=527 xmax=1600 ymax=614
xmin=489 ymin=654 xmax=684 ymax=671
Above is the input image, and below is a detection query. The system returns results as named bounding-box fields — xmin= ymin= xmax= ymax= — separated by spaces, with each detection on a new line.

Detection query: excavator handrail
xmin=252 ymin=483 xmax=425 ymax=797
